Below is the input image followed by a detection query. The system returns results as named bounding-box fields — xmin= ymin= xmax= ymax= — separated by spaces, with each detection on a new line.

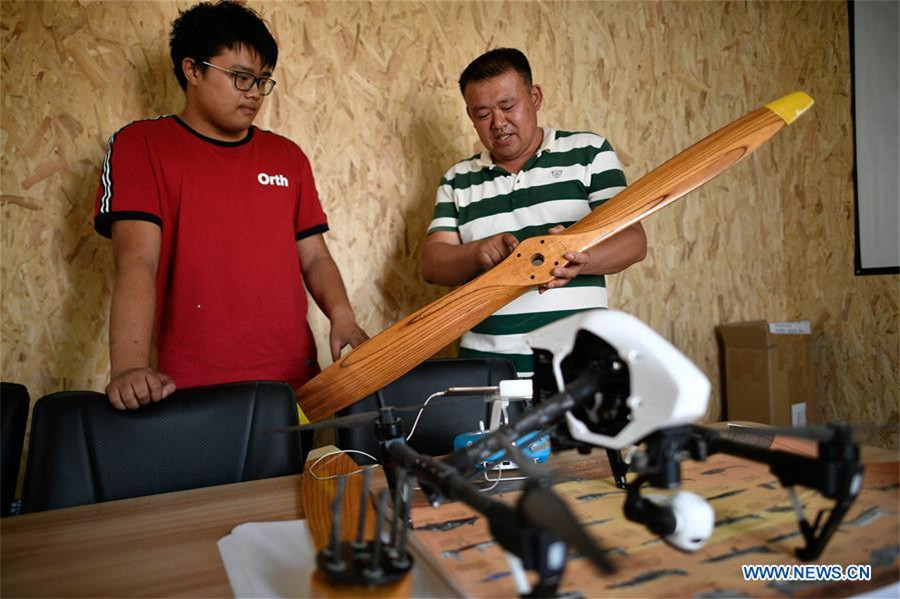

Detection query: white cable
xmin=480 ymin=467 xmax=503 ymax=492
xmin=405 ymin=391 xmax=445 ymax=441
xmin=479 ymin=465 xmax=527 ymax=492
xmin=307 ymin=449 xmax=380 ymax=480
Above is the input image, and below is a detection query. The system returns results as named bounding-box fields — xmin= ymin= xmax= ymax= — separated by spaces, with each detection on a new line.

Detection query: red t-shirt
xmin=94 ymin=116 xmax=326 ymax=389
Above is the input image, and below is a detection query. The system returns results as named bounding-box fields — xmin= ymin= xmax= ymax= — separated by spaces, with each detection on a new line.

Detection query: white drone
xmin=525 ymin=310 xmax=715 ymax=552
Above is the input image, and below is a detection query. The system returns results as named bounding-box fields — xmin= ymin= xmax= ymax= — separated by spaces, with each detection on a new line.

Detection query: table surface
xmin=1 ymin=431 xmax=897 ymax=598
xmin=1 ymin=473 xmax=306 ymax=598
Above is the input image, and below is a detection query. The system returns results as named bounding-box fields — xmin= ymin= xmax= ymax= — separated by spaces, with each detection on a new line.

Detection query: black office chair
xmin=336 ymin=357 xmax=520 ymax=460
xmin=21 ymin=381 xmax=303 ymax=513
xmin=1 ymin=382 xmax=30 ymax=516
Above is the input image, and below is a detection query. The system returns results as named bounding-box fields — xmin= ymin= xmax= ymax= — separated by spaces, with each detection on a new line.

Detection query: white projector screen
xmin=850 ymin=0 xmax=900 ymax=274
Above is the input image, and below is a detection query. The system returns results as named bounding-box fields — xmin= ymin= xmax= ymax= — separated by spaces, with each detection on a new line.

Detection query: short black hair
xmin=169 ymin=1 xmax=278 ymax=90
xmin=458 ymin=48 xmax=532 ymax=95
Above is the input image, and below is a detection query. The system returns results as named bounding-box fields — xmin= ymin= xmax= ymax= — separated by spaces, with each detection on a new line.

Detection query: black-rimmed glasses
xmin=201 ymin=61 xmax=276 ymax=95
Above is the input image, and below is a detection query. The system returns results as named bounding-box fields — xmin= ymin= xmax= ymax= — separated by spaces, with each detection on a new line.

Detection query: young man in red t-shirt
xmin=94 ymin=1 xmax=367 ymax=411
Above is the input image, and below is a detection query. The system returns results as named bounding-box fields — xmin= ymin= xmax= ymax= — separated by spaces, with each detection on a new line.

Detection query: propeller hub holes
xmin=531 ymin=253 xmax=545 ymax=267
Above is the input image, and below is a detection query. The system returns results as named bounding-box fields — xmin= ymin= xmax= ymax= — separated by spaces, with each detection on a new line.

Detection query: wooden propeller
xmin=297 ymin=92 xmax=814 ymax=422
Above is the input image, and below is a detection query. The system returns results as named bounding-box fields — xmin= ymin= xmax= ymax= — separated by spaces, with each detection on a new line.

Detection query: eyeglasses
xmin=201 ymin=61 xmax=276 ymax=95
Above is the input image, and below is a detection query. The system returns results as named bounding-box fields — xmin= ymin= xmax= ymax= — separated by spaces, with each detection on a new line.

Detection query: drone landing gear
xmin=623 ymin=425 xmax=864 ymax=560
xmin=606 ymin=449 xmax=630 ymax=489
xmin=788 ymin=486 xmax=853 ymax=561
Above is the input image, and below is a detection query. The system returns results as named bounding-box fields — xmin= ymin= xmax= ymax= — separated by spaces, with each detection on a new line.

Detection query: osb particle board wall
xmin=1 ymin=1 xmax=897 ymax=446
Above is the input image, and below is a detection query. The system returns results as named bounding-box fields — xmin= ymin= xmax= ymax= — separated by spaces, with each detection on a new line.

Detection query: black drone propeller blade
xmin=718 ymin=423 xmax=834 ymax=442
xmin=720 ymin=422 xmax=899 ymax=443
xmin=273 ymin=411 xmax=382 ymax=432
xmin=271 ymin=395 xmax=528 ymax=433
xmin=519 ymin=485 xmax=615 ymax=574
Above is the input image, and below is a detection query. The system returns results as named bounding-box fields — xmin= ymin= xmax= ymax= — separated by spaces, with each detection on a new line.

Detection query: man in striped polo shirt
xmin=421 ymin=48 xmax=647 ymax=375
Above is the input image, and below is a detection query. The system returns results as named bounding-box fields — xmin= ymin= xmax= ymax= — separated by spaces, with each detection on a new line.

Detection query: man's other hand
xmin=106 ymin=367 xmax=176 ymax=410
xmin=540 ymin=224 xmax=589 ymax=291
xmin=474 ymin=232 xmax=519 ymax=272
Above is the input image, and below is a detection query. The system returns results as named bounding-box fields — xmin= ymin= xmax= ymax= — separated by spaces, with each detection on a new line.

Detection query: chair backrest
xmin=336 ymin=358 xmax=519 ymax=459
xmin=21 ymin=381 xmax=302 ymax=513
xmin=1 ymin=382 xmax=30 ymax=516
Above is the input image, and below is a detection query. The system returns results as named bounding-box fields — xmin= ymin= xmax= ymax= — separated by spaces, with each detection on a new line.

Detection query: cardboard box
xmin=716 ymin=320 xmax=817 ymax=426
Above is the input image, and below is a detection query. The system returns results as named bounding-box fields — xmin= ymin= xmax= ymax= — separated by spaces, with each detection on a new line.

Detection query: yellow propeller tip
xmin=297 ymin=404 xmax=310 ymax=425
xmin=765 ymin=91 xmax=814 ymax=125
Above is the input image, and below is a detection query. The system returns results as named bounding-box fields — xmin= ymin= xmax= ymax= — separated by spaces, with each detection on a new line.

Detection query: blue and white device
xmin=453 ymin=429 xmax=551 ymax=469
xmin=451 ymin=379 xmax=550 ymax=469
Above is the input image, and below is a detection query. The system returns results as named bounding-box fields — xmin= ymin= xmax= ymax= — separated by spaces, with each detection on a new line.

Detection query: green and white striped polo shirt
xmin=427 ymin=127 xmax=627 ymax=374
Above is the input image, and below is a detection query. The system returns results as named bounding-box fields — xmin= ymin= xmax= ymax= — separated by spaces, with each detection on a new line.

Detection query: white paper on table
xmin=217 ymin=520 xmax=458 ymax=598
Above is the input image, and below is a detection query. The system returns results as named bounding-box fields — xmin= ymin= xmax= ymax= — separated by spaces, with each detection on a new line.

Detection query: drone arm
xmin=703 ymin=433 xmax=816 ymax=485
xmin=383 ymin=440 xmax=503 ymax=513
xmin=698 ymin=427 xmax=863 ymax=500
xmin=382 ymin=403 xmax=616 ymax=589
xmin=382 ymin=439 xmax=570 ymax=597
xmin=696 ymin=426 xmax=864 ymax=560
